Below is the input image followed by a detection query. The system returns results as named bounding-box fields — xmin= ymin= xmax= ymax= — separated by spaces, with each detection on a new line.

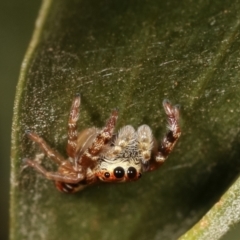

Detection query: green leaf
xmin=10 ymin=0 xmax=240 ymax=239
xmin=180 ymin=177 xmax=240 ymax=240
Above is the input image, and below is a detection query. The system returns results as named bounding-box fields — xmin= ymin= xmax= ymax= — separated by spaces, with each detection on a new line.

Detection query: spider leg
xmin=66 ymin=94 xmax=81 ymax=158
xmin=79 ymin=109 xmax=118 ymax=166
xmin=26 ymin=131 xmax=65 ymax=165
xmin=147 ymin=99 xmax=181 ymax=171
xmin=23 ymin=158 xmax=84 ymax=183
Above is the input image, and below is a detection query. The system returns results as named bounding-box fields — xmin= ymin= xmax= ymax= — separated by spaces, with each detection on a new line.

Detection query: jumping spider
xmin=24 ymin=95 xmax=181 ymax=193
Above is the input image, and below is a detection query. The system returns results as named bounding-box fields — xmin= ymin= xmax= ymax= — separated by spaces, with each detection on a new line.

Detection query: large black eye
xmin=114 ymin=167 xmax=125 ymax=178
xmin=127 ymin=167 xmax=137 ymax=179
xmin=104 ymin=172 xmax=110 ymax=178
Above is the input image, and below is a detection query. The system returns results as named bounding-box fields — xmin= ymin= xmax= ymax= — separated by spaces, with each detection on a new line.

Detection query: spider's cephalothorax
xmin=24 ymin=95 xmax=181 ymax=193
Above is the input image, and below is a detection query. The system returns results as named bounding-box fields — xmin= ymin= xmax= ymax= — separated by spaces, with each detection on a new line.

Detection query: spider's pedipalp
xmin=103 ymin=125 xmax=136 ymax=159
xmin=116 ymin=125 xmax=135 ymax=145
xmin=113 ymin=125 xmax=135 ymax=153
xmin=137 ymin=124 xmax=153 ymax=163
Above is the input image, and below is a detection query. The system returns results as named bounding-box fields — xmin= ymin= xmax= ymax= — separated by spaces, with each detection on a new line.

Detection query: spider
xmin=24 ymin=94 xmax=181 ymax=193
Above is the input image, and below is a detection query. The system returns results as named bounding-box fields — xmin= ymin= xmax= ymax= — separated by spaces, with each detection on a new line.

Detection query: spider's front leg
xmin=24 ymin=95 xmax=85 ymax=188
xmin=23 ymin=158 xmax=84 ymax=183
xmin=79 ymin=109 xmax=118 ymax=166
xmin=24 ymin=130 xmax=85 ymax=184
xmin=67 ymin=94 xmax=81 ymax=159
xmin=148 ymin=99 xmax=181 ymax=171
xmin=26 ymin=131 xmax=66 ymax=165
xmin=26 ymin=95 xmax=80 ymax=168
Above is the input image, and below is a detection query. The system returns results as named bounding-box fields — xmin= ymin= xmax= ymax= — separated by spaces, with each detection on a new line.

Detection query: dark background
xmin=0 ymin=1 xmax=41 ymax=239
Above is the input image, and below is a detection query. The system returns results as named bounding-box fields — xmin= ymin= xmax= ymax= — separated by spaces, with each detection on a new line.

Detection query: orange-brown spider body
xmin=24 ymin=95 xmax=181 ymax=193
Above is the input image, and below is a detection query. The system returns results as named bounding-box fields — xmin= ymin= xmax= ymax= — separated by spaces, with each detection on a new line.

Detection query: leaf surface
xmin=11 ymin=0 xmax=240 ymax=239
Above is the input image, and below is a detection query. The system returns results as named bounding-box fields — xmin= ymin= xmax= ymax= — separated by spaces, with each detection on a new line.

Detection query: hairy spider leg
xmin=23 ymin=158 xmax=84 ymax=183
xmin=26 ymin=131 xmax=65 ymax=165
xmin=148 ymin=100 xmax=181 ymax=171
xmin=66 ymin=94 xmax=81 ymax=159
xmin=78 ymin=109 xmax=118 ymax=167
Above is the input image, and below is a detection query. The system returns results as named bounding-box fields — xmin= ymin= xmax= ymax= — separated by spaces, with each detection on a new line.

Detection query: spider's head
xmin=96 ymin=159 xmax=142 ymax=182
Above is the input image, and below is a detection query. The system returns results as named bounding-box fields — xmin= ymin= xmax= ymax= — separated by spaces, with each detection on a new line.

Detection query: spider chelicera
xmin=24 ymin=95 xmax=181 ymax=193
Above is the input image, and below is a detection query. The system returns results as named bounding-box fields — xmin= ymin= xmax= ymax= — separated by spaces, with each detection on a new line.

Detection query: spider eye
xmin=113 ymin=167 xmax=125 ymax=178
xmin=104 ymin=172 xmax=110 ymax=178
xmin=127 ymin=167 xmax=137 ymax=179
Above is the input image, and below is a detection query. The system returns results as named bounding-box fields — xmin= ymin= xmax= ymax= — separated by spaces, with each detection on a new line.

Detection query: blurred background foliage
xmin=0 ymin=1 xmax=41 ymax=239
xmin=3 ymin=0 xmax=240 ymax=239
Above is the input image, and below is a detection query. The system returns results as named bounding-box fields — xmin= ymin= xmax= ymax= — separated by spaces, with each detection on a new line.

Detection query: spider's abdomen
xmin=76 ymin=127 xmax=100 ymax=155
